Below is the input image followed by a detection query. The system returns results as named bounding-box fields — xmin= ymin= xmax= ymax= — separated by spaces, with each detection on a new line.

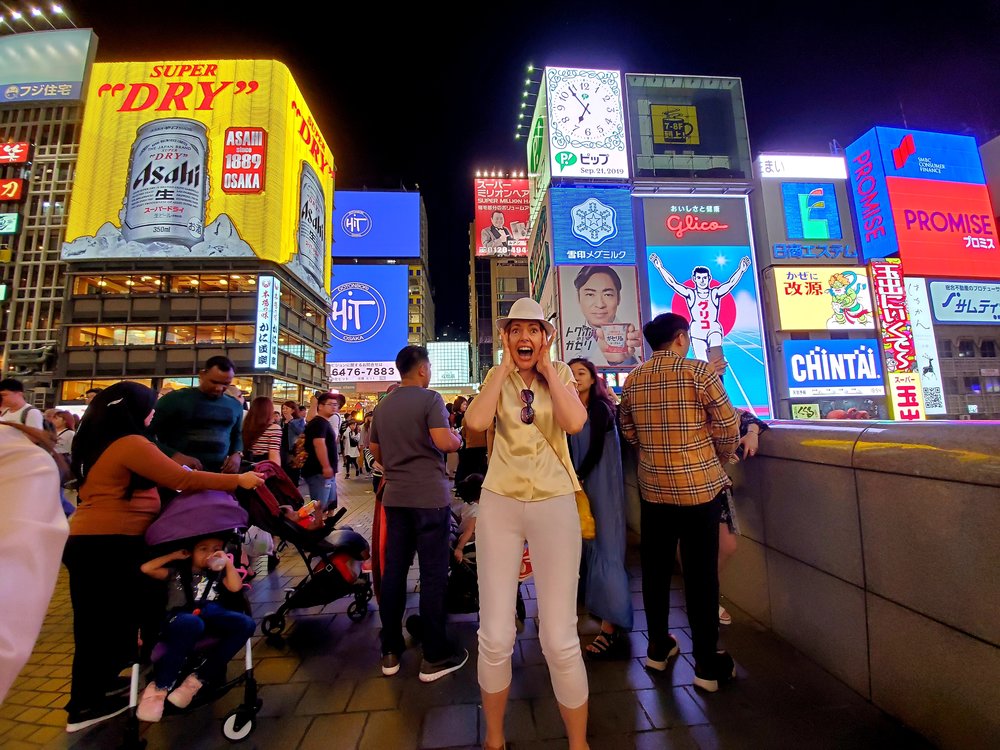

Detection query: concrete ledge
xmin=766 ymin=549 xmax=870 ymax=697
xmin=868 ymin=593 xmax=1000 ymax=750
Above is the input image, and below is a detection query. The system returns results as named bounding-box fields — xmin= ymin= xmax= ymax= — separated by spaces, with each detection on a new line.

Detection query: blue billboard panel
xmin=551 ymin=187 xmax=635 ymax=265
xmin=845 ymin=128 xmax=899 ymax=263
xmin=783 ymin=339 xmax=885 ymax=398
xmin=327 ymin=264 xmax=408 ymax=380
xmin=642 ymin=196 xmax=772 ymax=417
xmin=871 ymin=127 xmax=986 ymax=186
xmin=928 ymin=280 xmax=1000 ymax=325
xmin=780 ymin=182 xmax=843 ymax=240
xmin=332 ymin=191 xmax=420 ymax=258
xmin=0 ymin=29 xmax=95 ymax=104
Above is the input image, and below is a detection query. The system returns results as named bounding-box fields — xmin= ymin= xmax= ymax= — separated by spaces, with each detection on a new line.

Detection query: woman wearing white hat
xmin=464 ymin=297 xmax=590 ymax=750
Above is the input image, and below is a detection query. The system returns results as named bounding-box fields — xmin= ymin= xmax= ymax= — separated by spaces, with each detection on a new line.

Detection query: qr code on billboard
xmin=924 ymin=388 xmax=944 ymax=410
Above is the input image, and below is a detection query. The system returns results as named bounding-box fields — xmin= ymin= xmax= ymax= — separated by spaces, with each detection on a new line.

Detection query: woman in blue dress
xmin=567 ymin=358 xmax=633 ymax=657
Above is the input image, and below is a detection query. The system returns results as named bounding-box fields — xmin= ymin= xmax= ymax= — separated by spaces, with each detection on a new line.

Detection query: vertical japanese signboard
xmin=903 ymin=277 xmax=947 ymax=415
xmin=254 ymin=275 xmax=280 ymax=370
xmin=868 ymin=259 xmax=926 ymax=420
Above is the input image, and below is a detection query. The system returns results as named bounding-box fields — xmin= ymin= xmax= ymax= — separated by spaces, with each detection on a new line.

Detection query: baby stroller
xmin=120 ymin=489 xmax=262 ymax=748
xmin=235 ymin=461 xmax=373 ymax=638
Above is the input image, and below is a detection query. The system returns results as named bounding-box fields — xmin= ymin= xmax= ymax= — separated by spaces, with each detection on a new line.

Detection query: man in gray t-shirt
xmin=369 ymin=346 xmax=466 ymax=682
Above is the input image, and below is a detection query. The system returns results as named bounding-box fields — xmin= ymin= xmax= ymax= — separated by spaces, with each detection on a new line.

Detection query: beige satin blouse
xmin=481 ymin=362 xmax=582 ymax=502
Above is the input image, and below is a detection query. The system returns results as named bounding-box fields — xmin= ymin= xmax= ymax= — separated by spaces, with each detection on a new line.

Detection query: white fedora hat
xmin=496 ymin=297 xmax=555 ymax=337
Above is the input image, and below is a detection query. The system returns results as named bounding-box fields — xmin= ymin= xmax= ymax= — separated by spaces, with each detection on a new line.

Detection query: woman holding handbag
xmin=567 ymin=358 xmax=633 ymax=658
xmin=464 ymin=297 xmax=590 ymax=750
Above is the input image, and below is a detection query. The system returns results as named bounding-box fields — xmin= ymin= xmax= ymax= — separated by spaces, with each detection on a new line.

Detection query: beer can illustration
xmin=296 ymin=160 xmax=326 ymax=289
xmin=122 ymin=118 xmax=208 ymax=246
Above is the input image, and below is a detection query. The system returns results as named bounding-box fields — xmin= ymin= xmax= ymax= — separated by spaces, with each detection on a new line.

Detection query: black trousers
xmin=379 ymin=505 xmax=451 ymax=662
xmin=640 ymin=493 xmax=723 ymax=667
xmin=62 ymin=534 xmax=162 ymax=713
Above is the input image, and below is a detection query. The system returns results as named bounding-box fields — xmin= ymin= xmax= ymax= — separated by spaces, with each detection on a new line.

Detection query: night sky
xmin=78 ymin=0 xmax=1000 ymax=337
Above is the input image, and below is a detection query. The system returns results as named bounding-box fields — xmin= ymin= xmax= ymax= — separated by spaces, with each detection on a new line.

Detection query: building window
xmin=943 ymin=377 xmax=959 ymax=395
xmin=272 ymin=379 xmax=301 ymax=405
xmin=169 ymin=275 xmax=204 ymax=293
xmin=125 ymin=327 xmax=158 ymax=346
xmin=165 ymin=326 xmax=197 ymax=345
xmin=984 ymin=376 xmax=1000 ymax=394
xmin=963 ymin=376 xmax=982 ymax=394
xmin=980 ymin=340 xmax=997 ymax=358
xmin=61 ymin=378 xmax=151 ymax=403
xmin=938 ymin=339 xmax=953 ymax=358
xmin=161 ymin=376 xmax=254 ymax=396
xmin=958 ymin=340 xmax=976 ymax=358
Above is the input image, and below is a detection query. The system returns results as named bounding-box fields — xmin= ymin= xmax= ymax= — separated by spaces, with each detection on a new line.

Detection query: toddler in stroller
xmin=122 ymin=488 xmax=263 ymax=745
xmin=137 ymin=536 xmax=255 ymax=722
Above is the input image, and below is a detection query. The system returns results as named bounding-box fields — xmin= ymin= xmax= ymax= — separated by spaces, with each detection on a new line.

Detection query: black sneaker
xmin=644 ymin=634 xmax=680 ymax=672
xmin=693 ymin=650 xmax=736 ymax=692
xmin=65 ymin=694 xmax=129 ymax=733
xmin=418 ymin=647 xmax=469 ymax=683
xmin=381 ymin=653 xmax=401 ymax=677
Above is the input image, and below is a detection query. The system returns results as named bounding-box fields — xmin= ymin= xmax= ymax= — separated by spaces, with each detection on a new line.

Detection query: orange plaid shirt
xmin=619 ymin=350 xmax=740 ymax=506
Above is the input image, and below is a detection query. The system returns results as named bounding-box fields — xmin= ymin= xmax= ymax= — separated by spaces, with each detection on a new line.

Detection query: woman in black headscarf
xmin=63 ymin=381 xmax=264 ymax=734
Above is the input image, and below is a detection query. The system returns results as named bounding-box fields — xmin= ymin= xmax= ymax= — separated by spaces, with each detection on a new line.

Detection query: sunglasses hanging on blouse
xmin=520 ymin=388 xmax=535 ymax=425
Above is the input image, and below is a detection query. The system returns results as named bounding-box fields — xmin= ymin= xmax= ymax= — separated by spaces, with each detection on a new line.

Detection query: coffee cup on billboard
xmin=600 ymin=323 xmax=629 ymax=355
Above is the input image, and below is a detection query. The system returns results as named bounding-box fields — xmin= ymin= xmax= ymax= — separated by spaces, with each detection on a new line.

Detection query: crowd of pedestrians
xmin=1 ymin=295 xmax=767 ymax=747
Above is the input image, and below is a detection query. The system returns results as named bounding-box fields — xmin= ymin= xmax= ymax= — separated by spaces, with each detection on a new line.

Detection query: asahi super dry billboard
xmin=62 ymin=60 xmax=335 ymax=299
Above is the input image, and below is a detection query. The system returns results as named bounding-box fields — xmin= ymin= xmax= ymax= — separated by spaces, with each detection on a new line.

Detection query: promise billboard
xmin=846 ymin=127 xmax=1000 ymax=280
xmin=61 ymin=60 xmax=335 ymax=299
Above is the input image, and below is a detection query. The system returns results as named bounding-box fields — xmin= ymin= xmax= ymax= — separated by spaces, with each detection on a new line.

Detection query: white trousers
xmin=476 ymin=489 xmax=588 ymax=708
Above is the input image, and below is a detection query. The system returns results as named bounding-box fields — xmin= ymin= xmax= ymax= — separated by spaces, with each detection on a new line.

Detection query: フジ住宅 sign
xmin=0 ymin=29 xmax=97 ymax=104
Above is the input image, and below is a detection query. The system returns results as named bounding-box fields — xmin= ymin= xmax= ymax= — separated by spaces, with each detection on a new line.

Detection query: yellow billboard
xmin=651 ymin=104 xmax=700 ymax=146
xmin=62 ymin=60 xmax=335 ymax=298
xmin=773 ymin=267 xmax=875 ymax=331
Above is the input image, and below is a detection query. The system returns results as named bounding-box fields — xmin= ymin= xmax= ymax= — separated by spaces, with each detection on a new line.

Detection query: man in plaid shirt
xmin=619 ymin=312 xmax=740 ymax=692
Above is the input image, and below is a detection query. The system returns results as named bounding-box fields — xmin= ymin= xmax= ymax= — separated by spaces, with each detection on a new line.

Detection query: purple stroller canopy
xmin=145 ymin=489 xmax=249 ymax=547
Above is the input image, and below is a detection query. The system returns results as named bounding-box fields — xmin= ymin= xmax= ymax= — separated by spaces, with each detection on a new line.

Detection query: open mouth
xmin=516 ymin=346 xmax=534 ymax=360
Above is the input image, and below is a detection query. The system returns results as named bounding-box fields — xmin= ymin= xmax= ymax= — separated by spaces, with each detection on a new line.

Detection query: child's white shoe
xmin=136 ymin=683 xmax=168 ymax=723
xmin=167 ymin=673 xmax=203 ymax=708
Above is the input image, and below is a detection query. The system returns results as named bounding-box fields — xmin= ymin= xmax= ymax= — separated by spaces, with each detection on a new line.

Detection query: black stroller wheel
xmin=261 ymin=613 xmax=285 ymax=637
xmin=221 ymin=708 xmax=256 ymax=742
xmin=346 ymin=600 xmax=367 ymax=622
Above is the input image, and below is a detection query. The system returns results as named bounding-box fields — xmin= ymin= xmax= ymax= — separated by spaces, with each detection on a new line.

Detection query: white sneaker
xmin=719 ymin=605 xmax=732 ymax=626
xmin=136 ymin=683 xmax=168 ymax=723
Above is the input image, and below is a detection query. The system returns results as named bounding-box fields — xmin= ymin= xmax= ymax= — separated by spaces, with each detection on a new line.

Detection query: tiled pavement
xmin=2 ymin=475 xmax=933 ymax=750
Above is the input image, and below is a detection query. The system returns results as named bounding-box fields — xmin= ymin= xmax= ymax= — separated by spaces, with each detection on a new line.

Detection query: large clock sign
xmin=545 ymin=67 xmax=629 ymax=180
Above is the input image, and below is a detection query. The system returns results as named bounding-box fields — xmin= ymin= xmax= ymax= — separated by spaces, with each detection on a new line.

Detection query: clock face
xmin=548 ymin=72 xmax=624 ymax=149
